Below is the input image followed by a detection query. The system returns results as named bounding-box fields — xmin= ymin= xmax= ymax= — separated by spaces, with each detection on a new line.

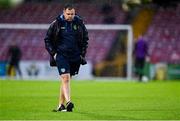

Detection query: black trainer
xmin=66 ymin=102 xmax=74 ymax=112
xmin=52 ymin=104 xmax=66 ymax=112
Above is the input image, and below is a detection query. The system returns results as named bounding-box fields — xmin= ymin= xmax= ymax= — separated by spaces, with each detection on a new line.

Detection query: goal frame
xmin=0 ymin=23 xmax=133 ymax=80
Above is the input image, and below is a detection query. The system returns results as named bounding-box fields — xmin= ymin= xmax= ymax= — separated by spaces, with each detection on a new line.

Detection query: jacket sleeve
xmin=81 ymin=21 xmax=89 ymax=57
xmin=44 ymin=20 xmax=57 ymax=56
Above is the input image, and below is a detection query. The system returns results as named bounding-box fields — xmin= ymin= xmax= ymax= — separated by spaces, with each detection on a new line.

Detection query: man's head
xmin=63 ymin=4 xmax=75 ymax=21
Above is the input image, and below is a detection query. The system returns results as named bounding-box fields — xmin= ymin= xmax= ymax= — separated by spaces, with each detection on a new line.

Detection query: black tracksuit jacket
xmin=44 ymin=15 xmax=89 ymax=65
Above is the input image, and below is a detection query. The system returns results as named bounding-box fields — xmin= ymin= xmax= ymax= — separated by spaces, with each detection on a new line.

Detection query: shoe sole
xmin=52 ymin=109 xmax=67 ymax=112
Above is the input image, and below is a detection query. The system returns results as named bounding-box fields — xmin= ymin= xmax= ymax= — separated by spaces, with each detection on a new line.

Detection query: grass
xmin=0 ymin=79 xmax=180 ymax=120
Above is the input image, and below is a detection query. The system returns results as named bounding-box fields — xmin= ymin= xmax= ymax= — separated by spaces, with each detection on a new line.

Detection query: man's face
xmin=63 ymin=8 xmax=75 ymax=21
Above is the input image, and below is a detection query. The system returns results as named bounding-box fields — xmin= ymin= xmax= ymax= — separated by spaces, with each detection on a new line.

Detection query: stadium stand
xmin=0 ymin=2 xmax=126 ymax=65
xmin=144 ymin=5 xmax=180 ymax=64
xmin=1 ymin=1 xmax=179 ymax=78
xmin=93 ymin=4 xmax=180 ymax=77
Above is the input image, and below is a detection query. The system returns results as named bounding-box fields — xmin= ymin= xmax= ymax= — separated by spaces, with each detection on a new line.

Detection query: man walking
xmin=7 ymin=42 xmax=22 ymax=78
xmin=44 ymin=4 xmax=89 ymax=112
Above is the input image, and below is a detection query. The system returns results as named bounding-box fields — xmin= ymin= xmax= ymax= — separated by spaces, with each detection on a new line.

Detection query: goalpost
xmin=0 ymin=23 xmax=133 ymax=80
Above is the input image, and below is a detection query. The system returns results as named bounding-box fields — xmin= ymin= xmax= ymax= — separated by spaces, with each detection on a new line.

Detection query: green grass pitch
xmin=0 ymin=79 xmax=180 ymax=120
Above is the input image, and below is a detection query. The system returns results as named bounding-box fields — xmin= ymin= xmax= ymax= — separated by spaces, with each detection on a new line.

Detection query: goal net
xmin=0 ymin=23 xmax=133 ymax=80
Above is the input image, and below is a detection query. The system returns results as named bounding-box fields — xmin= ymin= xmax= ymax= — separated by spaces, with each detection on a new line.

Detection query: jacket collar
xmin=56 ymin=14 xmax=81 ymax=23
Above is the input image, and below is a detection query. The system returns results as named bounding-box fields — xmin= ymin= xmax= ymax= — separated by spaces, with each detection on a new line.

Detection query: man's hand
xmin=80 ymin=55 xmax=87 ymax=65
xmin=146 ymin=56 xmax=150 ymax=62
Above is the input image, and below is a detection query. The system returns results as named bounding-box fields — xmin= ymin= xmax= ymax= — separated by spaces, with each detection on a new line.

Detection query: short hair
xmin=64 ymin=4 xmax=75 ymax=10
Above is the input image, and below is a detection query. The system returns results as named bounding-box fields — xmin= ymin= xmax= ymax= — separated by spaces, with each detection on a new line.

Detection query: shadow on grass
xmin=75 ymin=111 xmax=136 ymax=120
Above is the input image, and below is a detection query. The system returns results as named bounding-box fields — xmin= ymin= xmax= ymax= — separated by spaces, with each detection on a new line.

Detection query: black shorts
xmin=55 ymin=54 xmax=81 ymax=76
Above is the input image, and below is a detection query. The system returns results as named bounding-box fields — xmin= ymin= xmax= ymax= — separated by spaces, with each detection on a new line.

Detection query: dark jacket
xmin=8 ymin=45 xmax=22 ymax=65
xmin=44 ymin=15 xmax=89 ymax=66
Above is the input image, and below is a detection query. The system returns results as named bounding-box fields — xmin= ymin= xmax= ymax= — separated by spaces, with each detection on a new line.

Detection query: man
xmin=134 ymin=35 xmax=148 ymax=81
xmin=44 ymin=4 xmax=89 ymax=112
xmin=7 ymin=42 xmax=22 ymax=78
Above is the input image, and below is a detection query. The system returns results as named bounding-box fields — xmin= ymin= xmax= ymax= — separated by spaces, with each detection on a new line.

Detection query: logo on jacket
xmin=61 ymin=68 xmax=66 ymax=73
xmin=61 ymin=27 xmax=65 ymax=30
xmin=73 ymin=25 xmax=77 ymax=30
